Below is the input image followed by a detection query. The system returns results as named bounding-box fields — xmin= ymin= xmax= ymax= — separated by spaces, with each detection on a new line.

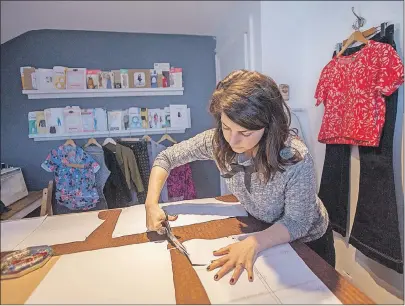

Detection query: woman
xmin=146 ymin=70 xmax=335 ymax=285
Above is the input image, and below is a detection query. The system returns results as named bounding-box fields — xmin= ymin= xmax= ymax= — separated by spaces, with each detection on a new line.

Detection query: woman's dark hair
xmin=209 ymin=69 xmax=301 ymax=183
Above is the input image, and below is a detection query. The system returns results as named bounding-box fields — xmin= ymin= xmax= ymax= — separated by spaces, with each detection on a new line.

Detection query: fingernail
xmin=206 ymin=265 xmax=210 ymax=271
xmin=230 ymin=278 xmax=235 ymax=285
xmin=214 ymin=274 xmax=218 ymax=280
xmin=249 ymin=276 xmax=253 ymax=282
xmin=173 ymin=214 xmax=178 ymax=217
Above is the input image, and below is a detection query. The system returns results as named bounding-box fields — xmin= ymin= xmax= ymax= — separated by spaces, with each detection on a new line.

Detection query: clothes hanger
xmin=157 ymin=133 xmax=177 ymax=144
xmin=337 ymin=31 xmax=369 ymax=57
xmin=342 ymin=27 xmax=376 ymax=46
xmin=64 ymin=139 xmax=76 ymax=147
xmin=342 ymin=22 xmax=388 ymax=46
xmin=84 ymin=138 xmax=102 ymax=148
xmin=337 ymin=7 xmax=369 ymax=57
xmin=63 ymin=139 xmax=85 ymax=168
xmin=102 ymin=137 xmax=117 ymax=146
xmin=142 ymin=134 xmax=152 ymax=142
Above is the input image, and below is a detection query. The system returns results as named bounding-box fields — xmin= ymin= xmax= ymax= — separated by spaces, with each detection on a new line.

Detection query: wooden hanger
xmin=102 ymin=137 xmax=117 ymax=146
xmin=84 ymin=138 xmax=102 ymax=148
xmin=337 ymin=7 xmax=370 ymax=57
xmin=341 ymin=22 xmax=387 ymax=46
xmin=64 ymin=139 xmax=76 ymax=147
xmin=157 ymin=133 xmax=177 ymax=144
xmin=142 ymin=134 xmax=152 ymax=142
xmin=337 ymin=30 xmax=369 ymax=57
xmin=342 ymin=27 xmax=376 ymax=45
xmin=63 ymin=139 xmax=84 ymax=168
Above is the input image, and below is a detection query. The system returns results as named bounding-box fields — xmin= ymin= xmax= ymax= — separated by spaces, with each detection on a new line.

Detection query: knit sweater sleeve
xmin=275 ymin=154 xmax=320 ymax=241
xmin=153 ymin=129 xmax=215 ymax=172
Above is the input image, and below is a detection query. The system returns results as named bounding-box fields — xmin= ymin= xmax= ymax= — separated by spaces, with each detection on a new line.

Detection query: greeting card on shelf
xmin=66 ymin=68 xmax=86 ymax=90
xmin=53 ymin=66 xmax=67 ymax=90
xmin=154 ymin=63 xmax=170 ymax=88
xmin=148 ymin=109 xmax=163 ymax=129
xmin=36 ymin=111 xmax=47 ymax=134
xmin=44 ymin=108 xmax=64 ymax=134
xmin=112 ymin=70 xmax=121 ymax=88
xmin=36 ymin=69 xmax=54 ymax=91
xmin=150 ymin=70 xmax=158 ymax=88
xmin=170 ymin=105 xmax=188 ymax=129
xmin=28 ymin=112 xmax=38 ymax=135
xmin=129 ymin=107 xmax=142 ymax=129
xmin=108 ymin=110 xmax=123 ymax=132
xmin=63 ymin=106 xmax=83 ymax=133
xmin=86 ymin=70 xmax=101 ymax=89
xmin=129 ymin=69 xmax=151 ymax=88
xmin=162 ymin=107 xmax=171 ymax=128
xmin=122 ymin=109 xmax=130 ymax=130
xmin=140 ymin=108 xmax=149 ymax=129
xmin=81 ymin=109 xmax=96 ymax=132
xmin=120 ymin=69 xmax=129 ymax=89
xmin=20 ymin=67 xmax=37 ymax=90
xmin=170 ymin=67 xmax=183 ymax=88
xmin=94 ymin=108 xmax=108 ymax=132
xmin=100 ymin=71 xmax=114 ymax=89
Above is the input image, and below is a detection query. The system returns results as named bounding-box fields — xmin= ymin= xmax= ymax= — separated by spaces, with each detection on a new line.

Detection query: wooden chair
xmin=40 ymin=180 xmax=54 ymax=216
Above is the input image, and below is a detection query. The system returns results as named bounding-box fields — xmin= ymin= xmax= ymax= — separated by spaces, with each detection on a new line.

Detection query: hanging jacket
xmin=84 ymin=145 xmax=110 ymax=210
xmin=102 ymin=146 xmax=132 ymax=209
xmin=114 ymin=143 xmax=144 ymax=193
xmin=119 ymin=141 xmax=150 ymax=204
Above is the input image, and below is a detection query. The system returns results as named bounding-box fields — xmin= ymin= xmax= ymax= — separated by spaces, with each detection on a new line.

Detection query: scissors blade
xmin=161 ymin=210 xmax=205 ymax=266
xmin=167 ymin=231 xmax=189 ymax=255
xmin=167 ymin=232 xmax=204 ymax=266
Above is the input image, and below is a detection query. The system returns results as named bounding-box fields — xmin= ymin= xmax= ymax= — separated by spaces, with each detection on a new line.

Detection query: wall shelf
xmin=29 ymin=128 xmax=186 ymax=142
xmin=22 ymin=87 xmax=184 ymax=99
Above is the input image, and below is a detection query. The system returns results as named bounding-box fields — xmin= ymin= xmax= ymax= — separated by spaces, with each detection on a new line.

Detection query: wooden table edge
xmin=291 ymin=241 xmax=375 ymax=304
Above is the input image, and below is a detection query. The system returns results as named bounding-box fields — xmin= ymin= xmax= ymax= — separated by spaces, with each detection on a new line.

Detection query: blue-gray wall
xmin=1 ymin=29 xmax=220 ymax=198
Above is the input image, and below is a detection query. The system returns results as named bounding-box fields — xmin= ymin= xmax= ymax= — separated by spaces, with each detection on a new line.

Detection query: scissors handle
xmin=162 ymin=210 xmax=171 ymax=228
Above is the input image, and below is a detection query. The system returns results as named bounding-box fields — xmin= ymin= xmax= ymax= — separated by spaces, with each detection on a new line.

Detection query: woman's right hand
xmin=146 ymin=204 xmax=178 ymax=233
xmin=145 ymin=166 xmax=177 ymax=233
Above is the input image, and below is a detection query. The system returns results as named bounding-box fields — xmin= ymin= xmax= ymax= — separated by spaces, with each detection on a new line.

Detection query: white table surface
xmin=1 ymin=197 xmax=244 ymax=252
xmin=0 ymin=197 xmax=347 ymax=305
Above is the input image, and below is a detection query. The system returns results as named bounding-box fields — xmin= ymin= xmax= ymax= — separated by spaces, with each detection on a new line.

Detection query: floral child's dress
xmin=41 ymin=144 xmax=100 ymax=211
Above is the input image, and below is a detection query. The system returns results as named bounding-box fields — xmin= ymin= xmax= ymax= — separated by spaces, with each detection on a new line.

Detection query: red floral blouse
xmin=315 ymin=40 xmax=404 ymax=146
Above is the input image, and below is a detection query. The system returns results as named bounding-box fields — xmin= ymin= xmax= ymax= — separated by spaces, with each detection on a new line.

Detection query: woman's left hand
xmin=207 ymin=236 xmax=260 ymax=285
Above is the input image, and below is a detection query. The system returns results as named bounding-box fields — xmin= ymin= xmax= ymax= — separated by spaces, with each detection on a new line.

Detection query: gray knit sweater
xmin=153 ymin=129 xmax=329 ymax=243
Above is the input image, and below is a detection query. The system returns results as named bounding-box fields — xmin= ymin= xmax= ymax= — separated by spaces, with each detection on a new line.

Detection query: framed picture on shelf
xmin=128 ymin=69 xmax=151 ymax=88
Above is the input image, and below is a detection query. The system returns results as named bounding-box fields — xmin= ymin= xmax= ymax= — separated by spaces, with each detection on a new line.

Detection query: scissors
xmin=160 ymin=210 xmax=205 ymax=266
xmin=160 ymin=210 xmax=190 ymax=257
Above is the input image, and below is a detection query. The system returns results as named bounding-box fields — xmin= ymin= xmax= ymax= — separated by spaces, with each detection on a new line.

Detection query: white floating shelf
xmin=29 ymin=128 xmax=186 ymax=142
xmin=22 ymin=87 xmax=184 ymax=99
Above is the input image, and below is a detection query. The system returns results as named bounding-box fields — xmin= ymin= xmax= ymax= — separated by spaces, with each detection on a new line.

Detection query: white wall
xmin=214 ymin=1 xmax=263 ymax=196
xmin=215 ymin=1 xmax=262 ymax=72
xmin=261 ymin=1 xmax=404 ymax=304
xmin=0 ymin=1 xmax=235 ymax=44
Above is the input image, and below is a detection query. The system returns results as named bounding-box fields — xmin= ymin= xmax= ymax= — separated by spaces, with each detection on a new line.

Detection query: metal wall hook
xmin=351 ymin=7 xmax=366 ymax=30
